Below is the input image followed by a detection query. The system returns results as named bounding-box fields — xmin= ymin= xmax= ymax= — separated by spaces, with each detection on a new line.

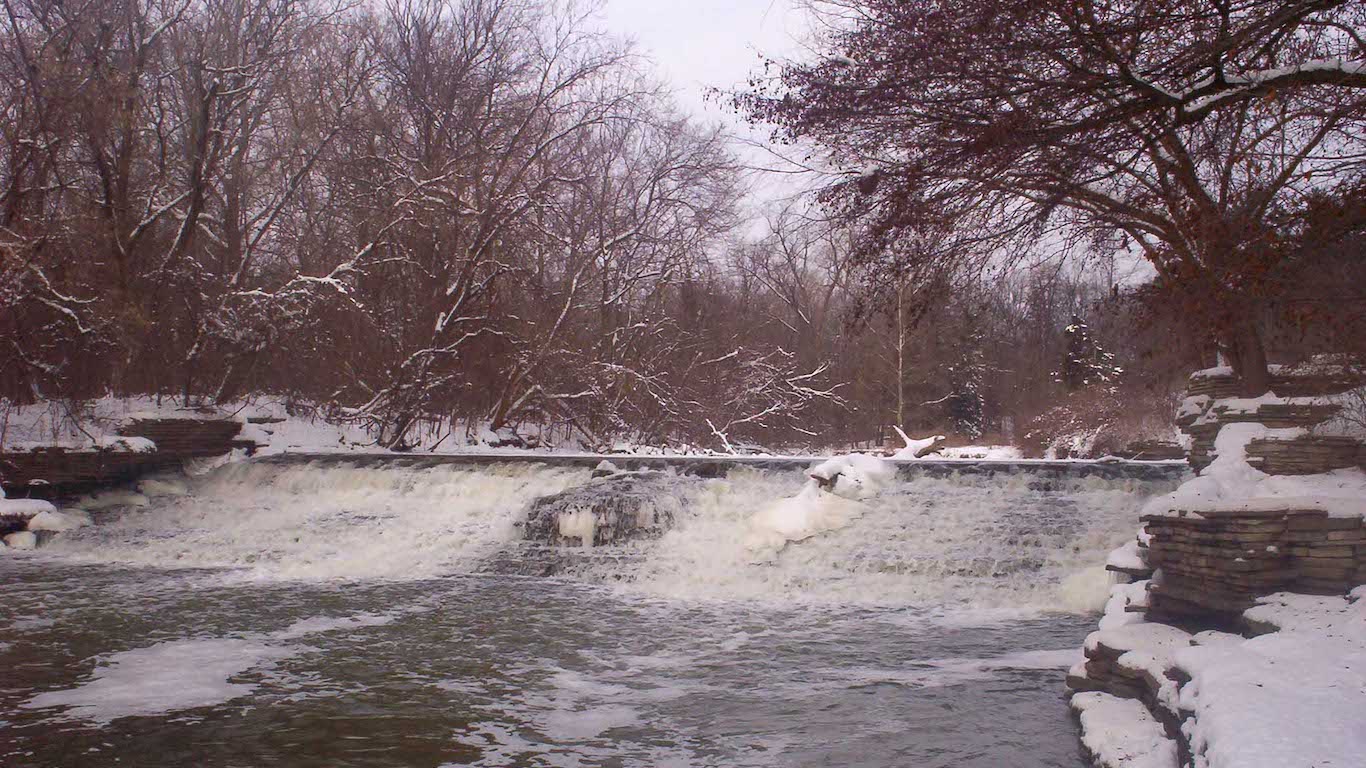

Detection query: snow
xmin=0 ymin=495 xmax=56 ymax=518
xmin=1189 ymin=366 xmax=1232 ymax=380
xmin=1143 ymin=421 xmax=1366 ymax=518
xmin=26 ymin=509 xmax=91 ymax=532
xmin=937 ymin=445 xmax=1022 ymax=460
xmin=1136 ymin=525 xmax=1153 ymax=547
xmin=890 ymin=426 xmax=945 ymax=459
xmin=1085 ymin=621 xmax=1191 ymax=657
xmin=1078 ymin=587 xmax=1366 ymax=768
xmin=744 ymin=454 xmax=893 ymax=556
xmin=1119 ymin=647 xmax=1182 ymax=713
xmin=4 ymin=530 xmax=37 ymax=549
xmin=1188 ymin=630 xmax=1242 ymax=648
xmin=0 ymin=397 xmax=175 ymax=452
xmin=1071 ymin=692 xmax=1179 ymax=768
xmin=1176 ymin=395 xmax=1210 ymax=420
xmin=93 ymin=435 xmax=156 ymax=453
xmin=1174 ymin=592 xmax=1366 ymax=768
xmin=806 ymin=453 xmax=895 ymax=499
xmin=1106 ymin=540 xmax=1147 ymax=571
xmin=1099 ymin=580 xmax=1151 ymax=631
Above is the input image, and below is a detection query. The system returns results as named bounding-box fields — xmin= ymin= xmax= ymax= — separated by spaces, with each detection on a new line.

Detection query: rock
xmin=522 ymin=471 xmax=694 ymax=547
xmin=0 ymin=497 xmax=53 ymax=536
xmin=590 ymin=460 xmax=619 ymax=479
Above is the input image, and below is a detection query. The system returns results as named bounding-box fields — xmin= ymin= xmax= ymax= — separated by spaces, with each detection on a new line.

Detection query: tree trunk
xmin=1224 ymin=317 xmax=1271 ymax=396
xmin=895 ymin=280 xmax=906 ymax=429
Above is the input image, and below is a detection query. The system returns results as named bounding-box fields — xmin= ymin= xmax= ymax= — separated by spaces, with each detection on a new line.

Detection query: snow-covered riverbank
xmin=1072 ymin=579 xmax=1365 ymax=768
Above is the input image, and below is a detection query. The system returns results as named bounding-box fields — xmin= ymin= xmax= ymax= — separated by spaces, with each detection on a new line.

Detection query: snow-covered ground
xmin=1075 ymin=579 xmax=1366 ymax=768
xmin=3 ymin=396 xmax=1084 ymax=462
xmin=0 ymin=397 xmax=184 ymax=452
xmin=1143 ymin=420 xmax=1366 ymax=519
xmin=1074 ymin=381 xmax=1366 ymax=768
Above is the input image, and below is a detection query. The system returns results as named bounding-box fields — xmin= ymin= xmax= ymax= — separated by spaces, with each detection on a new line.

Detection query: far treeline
xmin=1 ymin=0 xmax=1362 ymax=453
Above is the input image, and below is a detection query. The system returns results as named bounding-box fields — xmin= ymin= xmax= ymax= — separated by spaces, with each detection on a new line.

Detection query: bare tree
xmin=737 ymin=0 xmax=1366 ymax=394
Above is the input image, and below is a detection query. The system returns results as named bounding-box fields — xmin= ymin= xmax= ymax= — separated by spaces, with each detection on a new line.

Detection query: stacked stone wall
xmin=0 ymin=418 xmax=243 ymax=497
xmin=1244 ymin=435 xmax=1366 ymax=474
xmin=1144 ymin=509 xmax=1366 ymax=622
xmin=1070 ymin=362 xmax=1366 ymax=767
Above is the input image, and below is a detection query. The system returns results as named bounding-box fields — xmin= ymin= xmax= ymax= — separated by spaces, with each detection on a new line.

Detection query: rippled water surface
xmin=0 ymin=460 xmax=1180 ymax=766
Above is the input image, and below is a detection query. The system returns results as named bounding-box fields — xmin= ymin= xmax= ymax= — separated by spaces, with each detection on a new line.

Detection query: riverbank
xmin=1066 ymin=366 xmax=1366 ymax=768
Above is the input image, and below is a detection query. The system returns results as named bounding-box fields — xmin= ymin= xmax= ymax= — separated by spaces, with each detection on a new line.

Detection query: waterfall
xmin=40 ymin=458 xmax=1179 ymax=611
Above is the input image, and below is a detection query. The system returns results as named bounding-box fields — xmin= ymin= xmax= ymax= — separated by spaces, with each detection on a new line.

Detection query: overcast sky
xmin=599 ymin=1 xmax=816 ymax=215
xmin=600 ymin=0 xmax=806 ymax=127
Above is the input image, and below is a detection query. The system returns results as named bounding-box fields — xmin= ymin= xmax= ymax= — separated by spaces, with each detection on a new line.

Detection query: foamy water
xmin=46 ymin=461 xmax=586 ymax=580
xmin=37 ymin=460 xmax=1174 ymax=612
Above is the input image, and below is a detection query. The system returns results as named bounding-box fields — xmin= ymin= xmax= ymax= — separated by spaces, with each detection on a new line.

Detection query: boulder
xmin=521 ymin=470 xmax=693 ymax=547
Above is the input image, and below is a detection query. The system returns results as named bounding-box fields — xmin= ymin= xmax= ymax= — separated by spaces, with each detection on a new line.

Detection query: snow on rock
xmin=1143 ymin=421 xmax=1366 ymax=518
xmin=744 ymin=483 xmax=867 ymax=555
xmin=93 ymin=435 xmax=156 ymax=453
xmin=1174 ymin=591 xmax=1366 ymax=768
xmin=806 ymin=453 xmax=895 ymax=500
xmin=1071 ymin=692 xmax=1179 ymax=768
xmin=236 ymin=423 xmax=273 ymax=445
xmin=745 ymin=454 xmax=893 ymax=556
xmin=1106 ymin=540 xmax=1147 ymax=572
xmin=1099 ymin=580 xmax=1150 ymax=631
xmin=1086 ymin=622 xmax=1191 ymax=657
xmin=27 ymin=509 xmax=92 ymax=532
xmin=1136 ymin=525 xmax=1153 ymax=547
xmin=1188 ymin=630 xmax=1243 ymax=648
xmin=1176 ymin=395 xmax=1210 ymax=421
xmin=0 ymin=495 xmax=56 ymax=518
xmin=590 ymin=459 xmax=619 ymax=478
xmin=1190 ymin=366 xmax=1233 ymax=380
xmin=4 ymin=530 xmax=37 ymax=550
xmin=936 ymin=445 xmax=1023 ymax=460
xmin=890 ymin=427 xmax=945 ymax=459
xmin=1118 ymin=648 xmax=1183 ymax=713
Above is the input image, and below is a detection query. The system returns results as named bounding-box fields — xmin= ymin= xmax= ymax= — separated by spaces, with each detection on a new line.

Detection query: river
xmin=0 ymin=459 xmax=1181 ymax=767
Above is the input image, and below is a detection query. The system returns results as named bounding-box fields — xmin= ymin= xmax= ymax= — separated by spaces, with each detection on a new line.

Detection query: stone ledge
xmin=1 ymin=418 xmax=242 ymax=497
xmin=1245 ymin=435 xmax=1366 ymax=475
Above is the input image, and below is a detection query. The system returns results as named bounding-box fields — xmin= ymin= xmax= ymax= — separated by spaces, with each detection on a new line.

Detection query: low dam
xmin=2 ymin=453 xmax=1187 ymax=767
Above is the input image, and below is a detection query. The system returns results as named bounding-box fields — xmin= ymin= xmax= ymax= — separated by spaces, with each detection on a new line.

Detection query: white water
xmin=38 ymin=461 xmax=1173 ymax=611
xmin=47 ymin=462 xmax=585 ymax=580
xmin=609 ymin=468 xmax=1159 ymax=610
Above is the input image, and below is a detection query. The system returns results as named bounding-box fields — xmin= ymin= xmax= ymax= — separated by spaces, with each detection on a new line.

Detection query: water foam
xmin=597 ymin=468 xmax=1171 ymax=610
xmin=38 ymin=459 xmax=1175 ymax=612
xmin=45 ymin=461 xmax=585 ymax=580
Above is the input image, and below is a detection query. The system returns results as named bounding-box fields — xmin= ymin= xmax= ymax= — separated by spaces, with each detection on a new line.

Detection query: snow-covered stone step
xmin=1071 ymin=692 xmax=1179 ymax=768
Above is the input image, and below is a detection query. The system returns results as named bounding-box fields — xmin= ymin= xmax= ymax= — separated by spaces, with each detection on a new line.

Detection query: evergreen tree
xmin=1055 ymin=315 xmax=1122 ymax=391
xmin=947 ymin=326 xmax=986 ymax=440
